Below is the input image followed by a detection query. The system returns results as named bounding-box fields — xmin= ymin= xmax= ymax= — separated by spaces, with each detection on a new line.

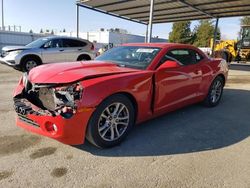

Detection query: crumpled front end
xmin=13 ymin=74 xmax=95 ymax=145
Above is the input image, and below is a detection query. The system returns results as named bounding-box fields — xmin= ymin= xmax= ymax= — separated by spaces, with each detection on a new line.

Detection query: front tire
xmin=21 ymin=57 xmax=40 ymax=72
xmin=86 ymin=94 xmax=135 ymax=148
xmin=203 ymin=76 xmax=224 ymax=107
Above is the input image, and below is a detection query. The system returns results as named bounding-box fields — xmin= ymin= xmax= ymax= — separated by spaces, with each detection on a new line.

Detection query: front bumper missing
xmin=13 ymin=85 xmax=95 ymax=145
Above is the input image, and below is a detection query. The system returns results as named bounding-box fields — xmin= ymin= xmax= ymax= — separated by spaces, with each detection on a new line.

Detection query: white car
xmin=0 ymin=36 xmax=96 ymax=71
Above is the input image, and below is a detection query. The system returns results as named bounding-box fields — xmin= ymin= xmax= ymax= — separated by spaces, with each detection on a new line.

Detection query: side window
xmin=163 ymin=49 xmax=203 ymax=66
xmin=62 ymin=39 xmax=86 ymax=47
xmin=51 ymin=39 xmax=62 ymax=48
xmin=188 ymin=49 xmax=204 ymax=63
xmin=166 ymin=49 xmax=193 ymax=65
xmin=62 ymin=39 xmax=74 ymax=47
xmin=77 ymin=40 xmax=87 ymax=47
xmin=44 ymin=39 xmax=62 ymax=48
xmin=43 ymin=40 xmax=53 ymax=48
xmin=194 ymin=51 xmax=203 ymax=62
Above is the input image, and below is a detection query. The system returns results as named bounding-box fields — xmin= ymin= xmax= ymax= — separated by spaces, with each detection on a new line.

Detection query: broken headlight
xmin=38 ymin=83 xmax=83 ymax=119
xmin=22 ymin=72 xmax=28 ymax=87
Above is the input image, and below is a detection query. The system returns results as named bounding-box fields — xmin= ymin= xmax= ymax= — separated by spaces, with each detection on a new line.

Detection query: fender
xmin=80 ymin=71 xmax=154 ymax=123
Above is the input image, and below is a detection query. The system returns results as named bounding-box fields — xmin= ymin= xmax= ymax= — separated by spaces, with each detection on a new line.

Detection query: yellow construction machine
xmin=211 ymin=25 xmax=250 ymax=63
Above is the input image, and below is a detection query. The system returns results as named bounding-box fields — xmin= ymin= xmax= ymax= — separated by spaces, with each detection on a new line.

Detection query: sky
xmin=2 ymin=0 xmax=242 ymax=40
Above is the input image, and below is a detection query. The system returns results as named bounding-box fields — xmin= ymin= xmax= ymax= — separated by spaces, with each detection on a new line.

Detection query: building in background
xmin=58 ymin=28 xmax=167 ymax=49
xmin=0 ymin=28 xmax=167 ymax=52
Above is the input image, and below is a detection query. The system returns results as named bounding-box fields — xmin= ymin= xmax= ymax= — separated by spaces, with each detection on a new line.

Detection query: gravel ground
xmin=0 ymin=62 xmax=249 ymax=188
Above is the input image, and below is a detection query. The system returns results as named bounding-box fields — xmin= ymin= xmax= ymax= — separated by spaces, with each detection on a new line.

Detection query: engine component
xmin=38 ymin=83 xmax=83 ymax=118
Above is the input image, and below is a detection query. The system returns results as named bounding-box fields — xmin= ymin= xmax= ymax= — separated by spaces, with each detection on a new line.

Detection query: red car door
xmin=154 ymin=49 xmax=203 ymax=113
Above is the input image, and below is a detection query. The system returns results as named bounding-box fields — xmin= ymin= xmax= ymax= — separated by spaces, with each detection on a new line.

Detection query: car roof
xmin=42 ymin=36 xmax=90 ymax=42
xmin=121 ymin=43 xmax=195 ymax=49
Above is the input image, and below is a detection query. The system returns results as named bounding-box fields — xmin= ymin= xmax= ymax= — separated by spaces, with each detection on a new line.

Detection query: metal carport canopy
xmin=76 ymin=0 xmax=250 ymax=42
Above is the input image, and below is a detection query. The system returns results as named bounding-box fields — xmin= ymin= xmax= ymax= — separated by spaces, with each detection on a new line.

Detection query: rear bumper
xmin=16 ymin=108 xmax=94 ymax=145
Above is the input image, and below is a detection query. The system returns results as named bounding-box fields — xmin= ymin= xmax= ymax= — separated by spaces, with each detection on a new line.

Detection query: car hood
xmin=28 ymin=61 xmax=140 ymax=84
xmin=2 ymin=45 xmax=31 ymax=52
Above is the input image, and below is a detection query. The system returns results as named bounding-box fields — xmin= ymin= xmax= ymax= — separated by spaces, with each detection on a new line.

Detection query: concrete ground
xmin=0 ymin=62 xmax=249 ymax=188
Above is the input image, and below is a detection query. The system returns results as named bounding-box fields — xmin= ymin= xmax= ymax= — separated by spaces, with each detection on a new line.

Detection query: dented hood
xmin=28 ymin=61 xmax=139 ymax=84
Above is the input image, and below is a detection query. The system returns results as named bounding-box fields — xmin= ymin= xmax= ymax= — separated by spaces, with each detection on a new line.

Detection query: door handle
xmin=59 ymin=49 xmax=64 ymax=52
xmin=78 ymin=48 xmax=82 ymax=51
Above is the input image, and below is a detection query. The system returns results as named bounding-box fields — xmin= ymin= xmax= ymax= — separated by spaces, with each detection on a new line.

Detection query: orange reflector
xmin=77 ymin=107 xmax=93 ymax=113
xmin=45 ymin=122 xmax=58 ymax=135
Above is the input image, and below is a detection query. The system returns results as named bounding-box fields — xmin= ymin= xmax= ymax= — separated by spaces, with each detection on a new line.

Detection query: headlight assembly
xmin=9 ymin=50 xmax=23 ymax=56
xmin=22 ymin=72 xmax=28 ymax=87
xmin=37 ymin=82 xmax=83 ymax=118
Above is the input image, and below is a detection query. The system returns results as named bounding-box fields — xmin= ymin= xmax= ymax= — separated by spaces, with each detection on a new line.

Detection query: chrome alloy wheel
xmin=210 ymin=80 xmax=223 ymax=103
xmin=98 ymin=102 xmax=129 ymax=141
xmin=25 ymin=60 xmax=37 ymax=71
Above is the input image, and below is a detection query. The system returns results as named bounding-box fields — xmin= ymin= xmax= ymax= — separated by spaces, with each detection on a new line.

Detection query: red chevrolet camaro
xmin=13 ymin=43 xmax=228 ymax=148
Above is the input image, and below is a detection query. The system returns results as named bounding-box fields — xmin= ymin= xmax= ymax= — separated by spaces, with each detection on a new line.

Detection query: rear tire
xmin=203 ymin=76 xmax=224 ymax=107
xmin=86 ymin=94 xmax=135 ymax=148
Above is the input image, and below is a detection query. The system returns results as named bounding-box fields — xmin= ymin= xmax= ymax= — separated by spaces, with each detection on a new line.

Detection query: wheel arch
xmin=216 ymin=73 xmax=226 ymax=86
xmin=116 ymin=92 xmax=138 ymax=123
xmin=77 ymin=54 xmax=91 ymax=61
xmin=203 ymin=73 xmax=226 ymax=100
xmin=202 ymin=73 xmax=225 ymax=107
xmin=20 ymin=54 xmax=42 ymax=65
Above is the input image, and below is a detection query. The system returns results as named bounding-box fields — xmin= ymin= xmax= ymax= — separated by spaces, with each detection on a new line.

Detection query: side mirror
xmin=43 ymin=45 xmax=49 ymax=49
xmin=157 ymin=60 xmax=181 ymax=70
xmin=42 ymin=42 xmax=50 ymax=49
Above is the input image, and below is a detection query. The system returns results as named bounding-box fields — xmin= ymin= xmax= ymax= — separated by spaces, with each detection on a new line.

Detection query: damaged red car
xmin=13 ymin=43 xmax=228 ymax=148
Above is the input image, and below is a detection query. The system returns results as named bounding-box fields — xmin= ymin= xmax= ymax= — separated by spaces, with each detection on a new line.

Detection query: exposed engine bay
xmin=14 ymin=76 xmax=83 ymax=119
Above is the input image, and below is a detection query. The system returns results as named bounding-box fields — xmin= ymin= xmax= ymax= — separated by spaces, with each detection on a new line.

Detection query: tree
xmin=240 ymin=16 xmax=250 ymax=25
xmin=168 ymin=21 xmax=193 ymax=44
xmin=29 ymin=29 xmax=33 ymax=33
xmin=40 ymin=29 xmax=44 ymax=33
xmin=193 ymin=20 xmax=220 ymax=47
xmin=63 ymin=28 xmax=66 ymax=32
xmin=51 ymin=30 xmax=54 ymax=35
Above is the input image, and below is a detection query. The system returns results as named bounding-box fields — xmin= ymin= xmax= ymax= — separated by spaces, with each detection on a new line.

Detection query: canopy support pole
xmin=147 ymin=0 xmax=155 ymax=43
xmin=212 ymin=18 xmax=219 ymax=57
xmin=145 ymin=24 xmax=148 ymax=43
xmin=77 ymin=4 xmax=79 ymax=38
xmin=1 ymin=0 xmax=4 ymax=30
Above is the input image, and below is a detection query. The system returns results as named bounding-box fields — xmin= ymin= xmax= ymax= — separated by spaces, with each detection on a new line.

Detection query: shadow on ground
xmin=76 ymin=88 xmax=250 ymax=157
xmin=230 ymin=63 xmax=250 ymax=72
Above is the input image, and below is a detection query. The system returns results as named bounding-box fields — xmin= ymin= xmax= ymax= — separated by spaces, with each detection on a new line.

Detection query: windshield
xmin=95 ymin=46 xmax=161 ymax=69
xmin=26 ymin=38 xmax=49 ymax=48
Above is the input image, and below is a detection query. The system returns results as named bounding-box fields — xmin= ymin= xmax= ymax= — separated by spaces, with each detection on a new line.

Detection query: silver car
xmin=0 ymin=36 xmax=96 ymax=71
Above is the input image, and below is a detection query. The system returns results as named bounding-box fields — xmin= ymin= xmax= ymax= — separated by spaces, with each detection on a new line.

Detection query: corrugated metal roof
xmin=77 ymin=0 xmax=250 ymax=24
